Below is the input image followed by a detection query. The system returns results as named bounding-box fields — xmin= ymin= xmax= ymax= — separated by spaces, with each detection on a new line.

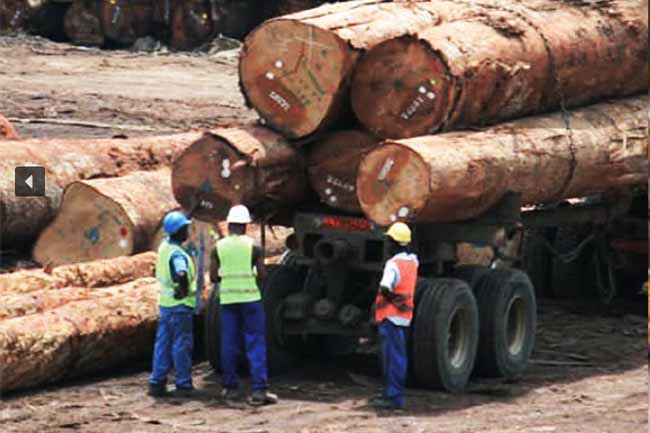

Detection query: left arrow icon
xmin=25 ymin=175 xmax=33 ymax=189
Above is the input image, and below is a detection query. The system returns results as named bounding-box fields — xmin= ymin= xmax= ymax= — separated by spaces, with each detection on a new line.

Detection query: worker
xmin=371 ymin=222 xmax=418 ymax=410
xmin=210 ymin=204 xmax=278 ymax=406
xmin=148 ymin=210 xmax=197 ymax=398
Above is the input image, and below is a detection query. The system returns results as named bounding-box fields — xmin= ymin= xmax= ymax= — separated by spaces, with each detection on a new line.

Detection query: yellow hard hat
xmin=386 ymin=222 xmax=412 ymax=244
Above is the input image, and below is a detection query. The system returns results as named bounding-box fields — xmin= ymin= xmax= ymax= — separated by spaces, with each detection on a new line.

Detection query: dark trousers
xmin=220 ymin=301 xmax=268 ymax=391
xmin=150 ymin=305 xmax=194 ymax=389
xmin=379 ymin=320 xmax=407 ymax=408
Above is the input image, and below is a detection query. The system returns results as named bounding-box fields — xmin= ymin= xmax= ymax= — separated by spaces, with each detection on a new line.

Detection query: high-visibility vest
xmin=374 ymin=258 xmax=417 ymax=324
xmin=216 ymin=235 xmax=260 ymax=305
xmin=155 ymin=239 xmax=197 ymax=308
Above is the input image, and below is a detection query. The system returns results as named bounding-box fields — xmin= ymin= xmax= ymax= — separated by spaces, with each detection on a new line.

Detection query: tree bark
xmin=33 ymin=169 xmax=177 ymax=267
xmin=172 ymin=126 xmax=307 ymax=223
xmin=356 ymin=97 xmax=648 ymax=225
xmin=0 ymin=132 xmax=200 ymax=249
xmin=351 ymin=0 xmax=649 ymax=139
xmin=0 ymin=114 xmax=18 ymax=140
xmin=239 ymin=0 xmax=473 ymax=139
xmin=307 ymin=129 xmax=378 ymax=214
xmin=0 ymin=252 xmax=156 ymax=295
xmin=0 ymin=278 xmax=159 ymax=393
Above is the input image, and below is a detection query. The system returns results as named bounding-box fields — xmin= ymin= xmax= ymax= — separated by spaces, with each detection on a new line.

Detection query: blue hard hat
xmin=163 ymin=211 xmax=192 ymax=235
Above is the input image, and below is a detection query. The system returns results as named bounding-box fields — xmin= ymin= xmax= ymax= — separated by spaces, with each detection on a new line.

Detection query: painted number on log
xmin=269 ymin=91 xmax=291 ymax=112
xmin=326 ymin=175 xmax=355 ymax=193
xmin=400 ymin=86 xmax=436 ymax=120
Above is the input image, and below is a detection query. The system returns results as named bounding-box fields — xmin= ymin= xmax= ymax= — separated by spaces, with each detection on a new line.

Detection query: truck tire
xmin=474 ymin=269 xmax=537 ymax=379
xmin=412 ymin=278 xmax=479 ymax=393
xmin=550 ymin=226 xmax=592 ymax=298
xmin=262 ymin=265 xmax=305 ymax=375
xmin=204 ymin=284 xmax=221 ymax=372
xmin=453 ymin=265 xmax=490 ymax=291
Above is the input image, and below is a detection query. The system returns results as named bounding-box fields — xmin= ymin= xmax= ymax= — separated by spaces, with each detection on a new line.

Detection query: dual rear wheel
xmin=412 ymin=268 xmax=537 ymax=392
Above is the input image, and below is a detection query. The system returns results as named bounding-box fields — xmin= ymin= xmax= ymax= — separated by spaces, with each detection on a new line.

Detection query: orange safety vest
xmin=375 ymin=258 xmax=417 ymax=323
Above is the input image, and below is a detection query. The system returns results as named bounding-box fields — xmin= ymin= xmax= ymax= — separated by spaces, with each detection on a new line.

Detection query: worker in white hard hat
xmin=371 ymin=222 xmax=419 ymax=410
xmin=209 ymin=204 xmax=279 ymax=406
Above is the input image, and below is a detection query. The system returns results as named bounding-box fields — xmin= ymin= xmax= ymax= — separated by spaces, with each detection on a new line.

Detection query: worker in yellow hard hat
xmin=370 ymin=222 xmax=419 ymax=410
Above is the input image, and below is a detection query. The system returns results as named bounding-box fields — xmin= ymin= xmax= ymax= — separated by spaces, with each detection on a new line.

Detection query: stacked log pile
xmin=1 ymin=0 xmax=338 ymax=49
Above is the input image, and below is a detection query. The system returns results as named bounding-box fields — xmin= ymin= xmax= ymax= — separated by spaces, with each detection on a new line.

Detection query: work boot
xmin=148 ymin=383 xmax=168 ymax=398
xmin=369 ymin=397 xmax=403 ymax=411
xmin=220 ymin=387 xmax=241 ymax=403
xmin=172 ymin=386 xmax=195 ymax=398
xmin=247 ymin=389 xmax=279 ymax=406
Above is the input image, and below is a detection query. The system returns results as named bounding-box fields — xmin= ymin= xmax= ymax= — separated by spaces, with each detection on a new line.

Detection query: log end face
xmin=171 ymin=133 xmax=255 ymax=222
xmin=240 ymin=19 xmax=353 ymax=138
xmin=33 ymin=182 xmax=135 ymax=267
xmin=356 ymin=143 xmax=430 ymax=225
xmin=308 ymin=130 xmax=379 ymax=214
xmin=351 ymin=36 xmax=455 ymax=139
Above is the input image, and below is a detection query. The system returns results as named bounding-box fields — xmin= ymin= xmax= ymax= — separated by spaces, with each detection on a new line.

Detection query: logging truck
xmin=204 ymin=188 xmax=647 ymax=393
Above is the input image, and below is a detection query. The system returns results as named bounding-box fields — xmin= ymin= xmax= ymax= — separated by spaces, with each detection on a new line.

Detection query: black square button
xmin=15 ymin=166 xmax=45 ymax=197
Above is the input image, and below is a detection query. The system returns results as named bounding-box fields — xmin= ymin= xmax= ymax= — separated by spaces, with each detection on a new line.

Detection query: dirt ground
xmin=0 ymin=35 xmax=648 ymax=433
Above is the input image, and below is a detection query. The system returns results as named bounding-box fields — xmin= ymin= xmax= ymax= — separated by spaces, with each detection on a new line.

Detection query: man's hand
xmin=174 ymin=272 xmax=190 ymax=299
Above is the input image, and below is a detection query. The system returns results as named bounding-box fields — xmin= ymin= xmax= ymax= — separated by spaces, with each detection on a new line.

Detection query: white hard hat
xmin=227 ymin=204 xmax=252 ymax=224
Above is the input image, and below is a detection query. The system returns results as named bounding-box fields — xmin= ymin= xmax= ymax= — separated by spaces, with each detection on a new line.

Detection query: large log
xmin=239 ymin=0 xmax=473 ymax=139
xmin=0 ymin=132 xmax=200 ymax=248
xmin=307 ymin=129 xmax=378 ymax=214
xmin=356 ymin=97 xmax=648 ymax=226
xmin=0 ymin=278 xmax=159 ymax=393
xmin=33 ymin=169 xmax=177 ymax=267
xmin=172 ymin=126 xmax=307 ymax=222
xmin=99 ymin=0 xmax=154 ymax=46
xmin=168 ymin=0 xmax=214 ymax=50
xmin=64 ymin=0 xmax=105 ymax=47
xmin=0 ymin=114 xmax=18 ymax=140
xmin=0 ymin=252 xmax=156 ymax=295
xmin=351 ymin=0 xmax=649 ymax=139
xmin=208 ymin=0 xmax=261 ymax=40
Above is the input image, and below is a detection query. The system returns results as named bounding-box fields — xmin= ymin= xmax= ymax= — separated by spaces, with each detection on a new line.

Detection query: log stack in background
xmin=33 ymin=169 xmax=177 ymax=266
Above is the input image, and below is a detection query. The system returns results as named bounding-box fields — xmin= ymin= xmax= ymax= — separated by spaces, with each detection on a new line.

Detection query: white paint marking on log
xmin=221 ymin=169 xmax=231 ymax=179
xmin=234 ymin=184 xmax=241 ymax=191
xmin=418 ymin=86 xmax=427 ymax=94
xmin=119 ymin=239 xmax=129 ymax=249
xmin=427 ymin=92 xmax=436 ymax=100
xmin=275 ymin=60 xmax=284 ymax=69
xmin=398 ymin=207 xmax=410 ymax=217
xmin=325 ymin=188 xmax=332 ymax=195
xmin=378 ymin=158 xmax=395 ymax=181
xmin=266 ymin=72 xmax=275 ymax=80
xmin=222 ymin=159 xmax=230 ymax=168
xmin=329 ymin=195 xmax=338 ymax=203
xmin=389 ymin=214 xmax=397 ymax=222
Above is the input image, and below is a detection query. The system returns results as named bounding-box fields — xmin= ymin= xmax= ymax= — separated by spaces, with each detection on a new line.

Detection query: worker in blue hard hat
xmin=149 ymin=210 xmax=198 ymax=398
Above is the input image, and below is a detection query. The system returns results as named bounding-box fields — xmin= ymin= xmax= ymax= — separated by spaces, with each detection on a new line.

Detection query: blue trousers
xmin=379 ymin=320 xmax=407 ymax=408
xmin=220 ymin=301 xmax=268 ymax=391
xmin=150 ymin=305 xmax=194 ymax=389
